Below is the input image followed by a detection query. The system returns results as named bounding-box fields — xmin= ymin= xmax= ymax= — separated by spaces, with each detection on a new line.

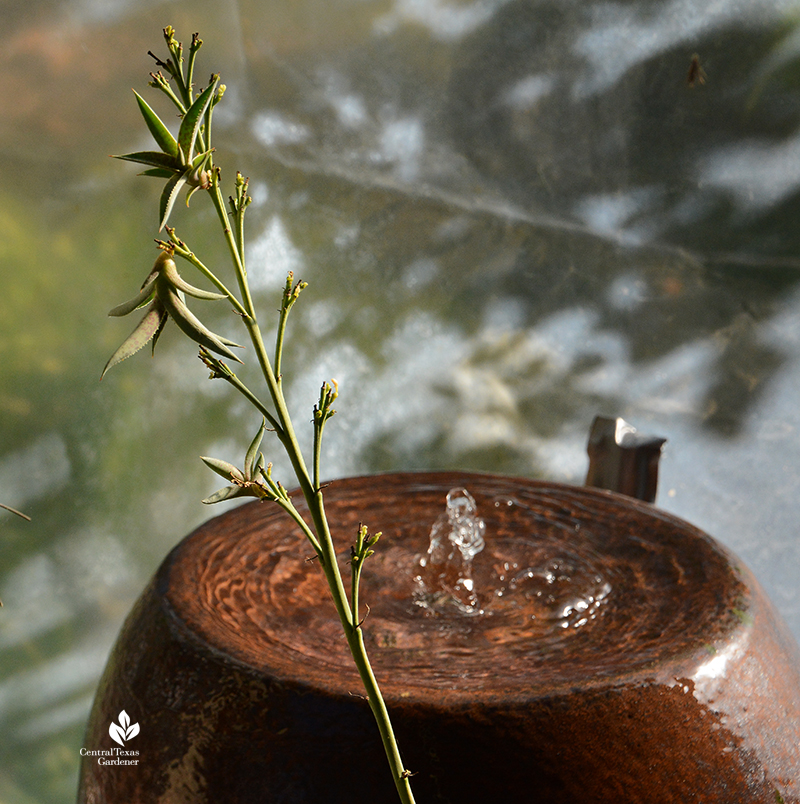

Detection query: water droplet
xmin=414 ymin=488 xmax=486 ymax=615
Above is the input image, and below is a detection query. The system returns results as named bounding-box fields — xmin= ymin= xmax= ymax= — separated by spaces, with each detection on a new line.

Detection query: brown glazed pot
xmin=78 ymin=472 xmax=800 ymax=803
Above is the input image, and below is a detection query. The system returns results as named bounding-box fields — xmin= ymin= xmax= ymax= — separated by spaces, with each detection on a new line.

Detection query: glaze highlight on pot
xmin=78 ymin=472 xmax=800 ymax=803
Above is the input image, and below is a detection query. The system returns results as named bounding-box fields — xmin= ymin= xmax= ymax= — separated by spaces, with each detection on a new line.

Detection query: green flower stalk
xmin=102 ymin=26 xmax=418 ymax=804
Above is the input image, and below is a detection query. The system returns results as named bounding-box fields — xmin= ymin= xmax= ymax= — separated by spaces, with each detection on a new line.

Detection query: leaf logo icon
xmin=109 ymin=710 xmax=140 ymax=746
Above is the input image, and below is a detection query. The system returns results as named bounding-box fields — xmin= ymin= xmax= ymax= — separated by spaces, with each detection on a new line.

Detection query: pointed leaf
xmin=108 ymin=275 xmax=158 ymax=317
xmin=101 ymin=304 xmax=166 ymax=379
xmin=160 ymin=257 xmax=226 ymax=301
xmin=253 ymin=452 xmax=265 ymax=478
xmin=217 ymin=333 xmax=243 ymax=347
xmin=245 ymin=419 xmax=267 ymax=479
xmin=202 ymin=485 xmax=248 ymax=505
xmin=151 ymin=304 xmax=169 ymax=355
xmin=190 ymin=148 xmax=214 ymax=171
xmin=201 ymin=456 xmax=245 ymax=482
xmin=119 ymin=711 xmax=130 ymax=729
xmin=140 ymin=167 xmax=181 ymax=179
xmin=158 ymin=170 xmax=188 ymax=231
xmin=112 ymin=150 xmax=181 ymax=170
xmin=158 ymin=283 xmax=243 ymax=362
xmin=185 ymin=183 xmax=203 ymax=206
xmin=125 ymin=723 xmax=140 ymax=740
xmin=178 ymin=78 xmax=218 ymax=162
xmin=133 ymin=91 xmax=179 ymax=158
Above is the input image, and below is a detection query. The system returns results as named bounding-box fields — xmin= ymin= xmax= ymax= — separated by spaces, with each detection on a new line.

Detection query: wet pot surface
xmin=79 ymin=472 xmax=800 ymax=803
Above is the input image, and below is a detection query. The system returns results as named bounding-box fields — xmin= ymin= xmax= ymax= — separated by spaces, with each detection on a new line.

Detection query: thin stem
xmin=149 ymin=73 xmax=186 ymax=114
xmin=205 ymin=180 xmax=315 ymax=499
xmin=186 ymin=33 xmax=201 ymax=97
xmin=219 ymin=193 xmax=420 ymax=804
xmin=231 ymin=329 xmax=416 ymax=802
xmin=234 ymin=193 xmax=246 ymax=269
xmin=350 ymin=529 xmax=366 ymax=629
xmin=166 ymin=32 xmax=191 ymax=107
xmin=351 ymin=567 xmax=360 ymax=630
xmin=0 ymin=503 xmax=30 ymax=521
xmin=228 ymin=174 xmax=248 ymax=276
xmin=312 ymin=380 xmax=336 ymax=493
xmin=274 ymin=316 xmax=288 ymax=383
xmin=209 ymin=173 xmax=256 ymax=318
xmin=200 ymin=355 xmax=283 ymax=434
xmin=313 ymin=421 xmax=323 ymax=493
xmin=150 ymin=33 xmax=418 ymax=803
xmin=347 ymin=626 xmax=416 ymax=803
xmin=268 ymin=490 xmax=324 ymax=558
xmin=275 ymin=274 xmax=303 ymax=381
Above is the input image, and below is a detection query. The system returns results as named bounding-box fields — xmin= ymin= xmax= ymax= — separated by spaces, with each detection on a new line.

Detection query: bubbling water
xmin=414 ymin=488 xmax=487 ymax=614
xmin=493 ymin=557 xmax=612 ymax=630
xmin=413 ymin=488 xmax=612 ymax=634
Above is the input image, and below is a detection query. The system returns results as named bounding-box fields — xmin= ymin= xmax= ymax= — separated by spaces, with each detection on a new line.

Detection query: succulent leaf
xmin=112 ymin=151 xmax=181 ymax=171
xmin=189 ymin=148 xmax=214 ymax=170
xmin=216 ymin=333 xmax=243 ymax=347
xmin=107 ymin=276 xmax=158 ymax=317
xmin=133 ymin=91 xmax=180 ymax=158
xmin=200 ymin=456 xmax=245 ymax=482
xmin=253 ymin=452 xmax=265 ymax=478
xmin=158 ymin=170 xmax=188 ymax=231
xmin=185 ymin=184 xmax=202 ymax=205
xmin=202 ymin=485 xmax=248 ymax=505
xmin=178 ymin=78 xmax=218 ymax=162
xmin=139 ymin=167 xmax=181 ymax=179
xmin=160 ymin=257 xmax=226 ymax=300
xmin=158 ymin=282 xmax=243 ymax=362
xmin=244 ymin=419 xmax=267 ymax=478
xmin=150 ymin=304 xmax=169 ymax=355
xmin=101 ymin=303 xmax=168 ymax=379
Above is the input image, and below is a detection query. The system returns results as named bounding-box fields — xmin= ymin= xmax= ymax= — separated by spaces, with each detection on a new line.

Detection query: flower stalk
xmin=103 ymin=26 xmax=417 ymax=804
